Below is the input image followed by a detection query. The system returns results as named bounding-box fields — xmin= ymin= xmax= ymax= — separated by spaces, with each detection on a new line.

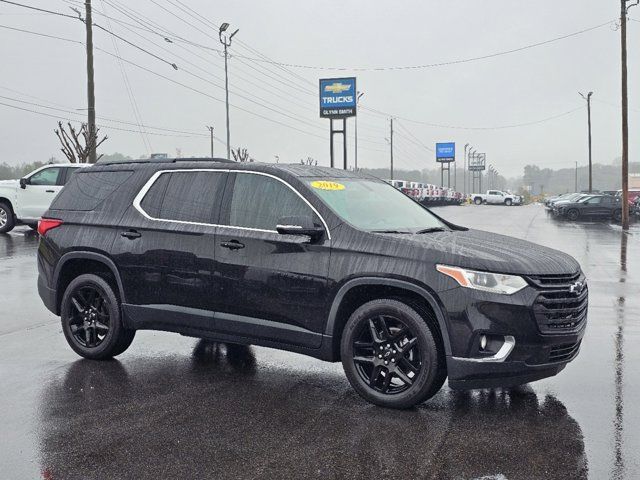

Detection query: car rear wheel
xmin=0 ymin=201 xmax=15 ymax=234
xmin=61 ymin=273 xmax=135 ymax=360
xmin=341 ymin=299 xmax=445 ymax=409
xmin=566 ymin=209 xmax=580 ymax=221
xmin=613 ymin=209 xmax=622 ymax=222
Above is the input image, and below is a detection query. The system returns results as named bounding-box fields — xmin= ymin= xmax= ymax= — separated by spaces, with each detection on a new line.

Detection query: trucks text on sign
xmin=436 ymin=142 xmax=456 ymax=163
xmin=319 ymin=77 xmax=357 ymax=118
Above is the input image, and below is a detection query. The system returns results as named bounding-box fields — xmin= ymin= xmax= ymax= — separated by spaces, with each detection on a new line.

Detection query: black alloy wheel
xmin=67 ymin=285 xmax=111 ymax=348
xmin=341 ymin=299 xmax=446 ymax=409
xmin=566 ymin=209 xmax=580 ymax=221
xmin=352 ymin=315 xmax=421 ymax=395
xmin=61 ymin=274 xmax=135 ymax=359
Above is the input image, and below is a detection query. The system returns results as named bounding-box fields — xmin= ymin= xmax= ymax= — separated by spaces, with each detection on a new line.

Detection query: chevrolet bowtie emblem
xmin=569 ymin=281 xmax=584 ymax=295
xmin=324 ymin=82 xmax=351 ymax=94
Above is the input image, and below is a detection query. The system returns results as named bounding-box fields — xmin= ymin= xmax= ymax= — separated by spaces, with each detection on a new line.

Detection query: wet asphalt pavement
xmin=0 ymin=204 xmax=638 ymax=480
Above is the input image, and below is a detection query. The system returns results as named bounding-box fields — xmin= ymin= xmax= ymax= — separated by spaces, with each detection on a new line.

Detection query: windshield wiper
xmin=370 ymin=230 xmax=412 ymax=234
xmin=415 ymin=227 xmax=447 ymax=234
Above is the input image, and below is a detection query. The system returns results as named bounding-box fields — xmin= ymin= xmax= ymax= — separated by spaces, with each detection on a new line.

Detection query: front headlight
xmin=436 ymin=265 xmax=528 ymax=295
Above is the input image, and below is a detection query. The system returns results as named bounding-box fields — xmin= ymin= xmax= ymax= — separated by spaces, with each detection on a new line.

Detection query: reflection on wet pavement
xmin=0 ymin=206 xmax=638 ymax=479
xmin=37 ymin=341 xmax=587 ymax=480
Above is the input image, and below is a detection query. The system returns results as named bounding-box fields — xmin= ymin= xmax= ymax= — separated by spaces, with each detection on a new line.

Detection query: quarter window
xmin=228 ymin=173 xmax=318 ymax=230
xmin=29 ymin=167 xmax=61 ymax=186
xmin=140 ymin=171 xmax=226 ymax=224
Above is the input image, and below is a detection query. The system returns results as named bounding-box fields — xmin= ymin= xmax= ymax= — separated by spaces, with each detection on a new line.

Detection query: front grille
xmin=528 ymin=273 xmax=588 ymax=333
xmin=549 ymin=341 xmax=582 ymax=362
xmin=527 ymin=272 xmax=580 ymax=288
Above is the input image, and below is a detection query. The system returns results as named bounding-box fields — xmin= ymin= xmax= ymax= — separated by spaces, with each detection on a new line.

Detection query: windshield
xmin=307 ymin=178 xmax=447 ymax=233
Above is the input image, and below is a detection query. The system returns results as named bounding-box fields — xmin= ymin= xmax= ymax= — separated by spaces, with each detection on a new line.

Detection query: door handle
xmin=220 ymin=240 xmax=245 ymax=250
xmin=46 ymin=190 xmax=55 ymax=193
xmin=121 ymin=230 xmax=142 ymax=239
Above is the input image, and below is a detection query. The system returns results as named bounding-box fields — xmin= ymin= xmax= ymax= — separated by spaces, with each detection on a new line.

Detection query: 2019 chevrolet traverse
xmin=37 ymin=158 xmax=587 ymax=409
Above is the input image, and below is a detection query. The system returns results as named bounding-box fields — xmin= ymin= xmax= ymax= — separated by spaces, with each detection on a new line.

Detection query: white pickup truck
xmin=0 ymin=163 xmax=85 ymax=233
xmin=472 ymin=190 xmax=520 ymax=206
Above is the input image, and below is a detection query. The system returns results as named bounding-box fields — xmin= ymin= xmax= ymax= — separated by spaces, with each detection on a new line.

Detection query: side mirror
xmin=19 ymin=178 xmax=28 ymax=189
xmin=276 ymin=215 xmax=324 ymax=241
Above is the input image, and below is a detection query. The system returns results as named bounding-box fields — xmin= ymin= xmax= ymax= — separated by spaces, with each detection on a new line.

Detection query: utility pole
xmin=620 ymin=0 xmax=635 ymax=230
xmin=575 ymin=161 xmax=578 ymax=192
xmin=206 ymin=126 xmax=214 ymax=157
xmin=579 ymin=91 xmax=593 ymax=192
xmin=390 ymin=118 xmax=394 ymax=180
xmin=85 ymin=0 xmax=97 ymax=163
xmin=219 ymin=23 xmax=238 ymax=161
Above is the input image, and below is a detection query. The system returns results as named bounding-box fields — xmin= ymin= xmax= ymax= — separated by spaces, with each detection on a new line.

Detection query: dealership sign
xmin=319 ymin=77 xmax=357 ymax=118
xmin=469 ymin=153 xmax=487 ymax=171
xmin=436 ymin=142 xmax=455 ymax=163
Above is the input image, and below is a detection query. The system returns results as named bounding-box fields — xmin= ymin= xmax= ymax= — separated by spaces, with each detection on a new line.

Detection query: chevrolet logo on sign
xmin=324 ymin=82 xmax=351 ymax=94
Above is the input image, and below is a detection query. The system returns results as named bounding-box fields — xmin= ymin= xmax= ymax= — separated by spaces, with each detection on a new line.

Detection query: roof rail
xmin=97 ymin=157 xmax=236 ymax=165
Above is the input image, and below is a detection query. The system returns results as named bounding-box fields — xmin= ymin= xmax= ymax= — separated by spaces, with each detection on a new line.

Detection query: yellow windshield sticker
xmin=311 ymin=181 xmax=345 ymax=191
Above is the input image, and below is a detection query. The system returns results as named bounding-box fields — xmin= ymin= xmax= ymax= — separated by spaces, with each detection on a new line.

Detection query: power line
xmin=0 ymin=94 xmax=213 ymax=136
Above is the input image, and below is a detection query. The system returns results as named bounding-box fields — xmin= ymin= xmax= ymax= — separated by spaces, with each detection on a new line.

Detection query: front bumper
xmin=438 ymin=282 xmax=587 ymax=390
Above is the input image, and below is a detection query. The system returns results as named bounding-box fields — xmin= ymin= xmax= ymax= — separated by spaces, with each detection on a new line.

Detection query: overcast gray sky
xmin=0 ymin=0 xmax=636 ymax=177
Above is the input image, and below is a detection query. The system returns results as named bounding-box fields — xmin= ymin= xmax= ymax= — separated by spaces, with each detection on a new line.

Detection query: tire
xmin=566 ymin=209 xmax=580 ymax=221
xmin=613 ymin=209 xmax=622 ymax=222
xmin=341 ymin=299 xmax=446 ymax=409
xmin=61 ymin=273 xmax=135 ymax=360
xmin=505 ymin=199 xmax=512 ymax=206
xmin=0 ymin=201 xmax=15 ymax=234
xmin=474 ymin=197 xmax=482 ymax=205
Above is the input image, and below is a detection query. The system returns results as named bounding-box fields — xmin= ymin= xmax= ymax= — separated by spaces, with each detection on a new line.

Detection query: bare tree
xmin=54 ymin=121 xmax=107 ymax=163
xmin=231 ymin=147 xmax=253 ymax=162
xmin=300 ymin=156 xmax=317 ymax=166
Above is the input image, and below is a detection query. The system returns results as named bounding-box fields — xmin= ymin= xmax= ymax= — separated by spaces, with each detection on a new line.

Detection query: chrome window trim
xmin=451 ymin=335 xmax=515 ymax=363
xmin=132 ymin=168 xmax=331 ymax=239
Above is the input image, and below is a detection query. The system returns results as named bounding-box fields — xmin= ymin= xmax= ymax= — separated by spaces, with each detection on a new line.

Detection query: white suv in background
xmin=0 ymin=163 xmax=86 ymax=233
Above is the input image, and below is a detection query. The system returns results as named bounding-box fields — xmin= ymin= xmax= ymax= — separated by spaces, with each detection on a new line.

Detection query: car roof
xmin=89 ymin=158 xmax=377 ymax=180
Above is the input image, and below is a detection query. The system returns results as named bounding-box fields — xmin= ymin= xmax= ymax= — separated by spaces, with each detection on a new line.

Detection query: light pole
xmin=579 ymin=91 xmax=593 ymax=192
xmin=219 ymin=22 xmax=239 ymax=160
xmin=463 ymin=143 xmax=469 ymax=195
xmin=354 ymin=91 xmax=364 ymax=170
xmin=575 ymin=161 xmax=578 ymax=192
xmin=469 ymin=148 xmax=476 ymax=193
xmin=206 ymin=125 xmax=214 ymax=157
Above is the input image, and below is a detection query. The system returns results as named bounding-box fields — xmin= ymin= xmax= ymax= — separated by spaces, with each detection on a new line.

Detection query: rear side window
xmin=139 ymin=171 xmax=226 ymax=224
xmin=227 ymin=173 xmax=318 ymax=230
xmin=50 ymin=170 xmax=133 ymax=211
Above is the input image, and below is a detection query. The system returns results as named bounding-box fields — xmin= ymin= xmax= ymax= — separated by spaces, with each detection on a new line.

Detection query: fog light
xmin=480 ymin=335 xmax=488 ymax=350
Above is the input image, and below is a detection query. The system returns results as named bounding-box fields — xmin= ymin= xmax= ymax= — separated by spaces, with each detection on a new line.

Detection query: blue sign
xmin=436 ymin=142 xmax=455 ymax=163
xmin=319 ymin=77 xmax=357 ymax=118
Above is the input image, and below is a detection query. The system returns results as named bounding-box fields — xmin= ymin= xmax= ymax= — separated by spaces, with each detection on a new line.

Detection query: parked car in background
xmin=0 ymin=163 xmax=86 ymax=233
xmin=472 ymin=190 xmax=519 ymax=206
xmin=632 ymin=196 xmax=640 ymax=217
xmin=545 ymin=193 xmax=589 ymax=211
xmin=553 ymin=194 xmax=622 ymax=221
xmin=615 ymin=189 xmax=640 ymax=205
xmin=37 ymin=158 xmax=587 ymax=409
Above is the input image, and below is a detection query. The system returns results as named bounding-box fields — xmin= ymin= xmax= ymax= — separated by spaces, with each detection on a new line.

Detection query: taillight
xmin=38 ymin=218 xmax=63 ymax=236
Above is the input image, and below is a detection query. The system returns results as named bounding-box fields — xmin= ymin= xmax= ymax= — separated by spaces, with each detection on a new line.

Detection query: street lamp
xmin=578 ymin=91 xmax=593 ymax=192
xmin=354 ymin=91 xmax=364 ymax=170
xmin=219 ymin=22 xmax=239 ymax=160
xmin=463 ymin=143 xmax=469 ymax=195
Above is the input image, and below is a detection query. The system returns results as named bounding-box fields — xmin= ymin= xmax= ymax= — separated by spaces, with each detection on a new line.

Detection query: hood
xmin=0 ymin=179 xmax=17 ymax=186
xmin=385 ymin=228 xmax=580 ymax=276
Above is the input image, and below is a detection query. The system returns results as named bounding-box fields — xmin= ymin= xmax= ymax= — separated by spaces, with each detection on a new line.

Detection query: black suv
xmin=553 ymin=194 xmax=622 ymax=221
xmin=37 ymin=159 xmax=587 ymax=409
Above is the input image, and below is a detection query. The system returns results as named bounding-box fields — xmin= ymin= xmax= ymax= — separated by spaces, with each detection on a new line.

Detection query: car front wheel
xmin=505 ymin=199 xmax=513 ymax=206
xmin=566 ymin=209 xmax=580 ymax=221
xmin=341 ymin=299 xmax=446 ymax=409
xmin=61 ymin=273 xmax=135 ymax=360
